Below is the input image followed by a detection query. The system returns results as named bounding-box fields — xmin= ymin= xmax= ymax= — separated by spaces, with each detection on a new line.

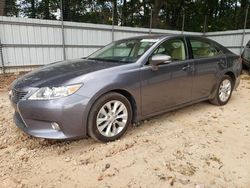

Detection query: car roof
xmin=118 ymin=34 xmax=205 ymax=41
xmin=117 ymin=34 xmax=233 ymax=54
xmin=121 ymin=34 xmax=175 ymax=41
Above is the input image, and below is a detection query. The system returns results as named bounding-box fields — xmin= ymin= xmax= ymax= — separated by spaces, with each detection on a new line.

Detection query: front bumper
xmin=11 ymin=94 xmax=91 ymax=139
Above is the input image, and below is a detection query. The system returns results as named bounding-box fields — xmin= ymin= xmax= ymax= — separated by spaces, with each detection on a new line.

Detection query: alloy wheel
xmin=96 ymin=100 xmax=128 ymax=137
xmin=218 ymin=79 xmax=232 ymax=102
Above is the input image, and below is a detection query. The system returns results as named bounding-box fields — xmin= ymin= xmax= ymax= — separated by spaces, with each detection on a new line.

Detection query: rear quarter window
xmin=190 ymin=39 xmax=223 ymax=59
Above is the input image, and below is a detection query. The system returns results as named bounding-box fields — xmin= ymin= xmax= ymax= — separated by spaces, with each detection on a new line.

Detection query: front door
xmin=140 ymin=37 xmax=193 ymax=116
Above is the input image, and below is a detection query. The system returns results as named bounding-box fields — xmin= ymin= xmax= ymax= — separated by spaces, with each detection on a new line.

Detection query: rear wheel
xmin=209 ymin=75 xmax=233 ymax=106
xmin=88 ymin=92 xmax=132 ymax=142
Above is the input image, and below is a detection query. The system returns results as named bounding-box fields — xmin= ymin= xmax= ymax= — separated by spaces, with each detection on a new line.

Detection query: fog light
xmin=51 ymin=122 xmax=61 ymax=131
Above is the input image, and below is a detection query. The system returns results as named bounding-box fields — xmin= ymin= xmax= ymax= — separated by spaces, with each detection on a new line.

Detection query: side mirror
xmin=149 ymin=54 xmax=172 ymax=71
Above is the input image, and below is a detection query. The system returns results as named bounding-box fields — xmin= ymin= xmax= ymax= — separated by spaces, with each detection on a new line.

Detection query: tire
xmin=209 ymin=75 xmax=233 ymax=106
xmin=88 ymin=92 xmax=132 ymax=142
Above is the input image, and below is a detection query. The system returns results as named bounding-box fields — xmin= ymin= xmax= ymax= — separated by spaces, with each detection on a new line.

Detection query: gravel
xmin=0 ymin=73 xmax=250 ymax=187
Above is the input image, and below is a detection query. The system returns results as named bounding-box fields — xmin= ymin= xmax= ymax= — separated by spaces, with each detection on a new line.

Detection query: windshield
xmin=87 ymin=39 xmax=158 ymax=63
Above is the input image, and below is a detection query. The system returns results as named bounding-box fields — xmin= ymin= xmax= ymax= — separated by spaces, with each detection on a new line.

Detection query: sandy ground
xmin=0 ymin=74 xmax=250 ymax=188
xmin=0 ymin=73 xmax=26 ymax=90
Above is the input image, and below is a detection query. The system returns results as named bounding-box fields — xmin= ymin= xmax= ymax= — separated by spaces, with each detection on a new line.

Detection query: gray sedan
xmin=10 ymin=35 xmax=242 ymax=142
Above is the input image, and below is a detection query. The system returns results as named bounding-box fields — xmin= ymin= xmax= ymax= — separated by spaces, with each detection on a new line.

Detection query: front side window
xmin=88 ymin=39 xmax=157 ymax=63
xmin=190 ymin=39 xmax=222 ymax=58
xmin=153 ymin=39 xmax=186 ymax=61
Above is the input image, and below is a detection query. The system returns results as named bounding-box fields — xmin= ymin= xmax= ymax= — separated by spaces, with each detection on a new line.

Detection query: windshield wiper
xmin=87 ymin=57 xmax=106 ymax=61
xmin=87 ymin=57 xmax=129 ymax=63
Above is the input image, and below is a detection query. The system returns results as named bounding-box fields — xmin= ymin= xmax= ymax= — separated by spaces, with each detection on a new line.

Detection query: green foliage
xmin=2 ymin=0 xmax=250 ymax=32
xmin=5 ymin=0 xmax=19 ymax=16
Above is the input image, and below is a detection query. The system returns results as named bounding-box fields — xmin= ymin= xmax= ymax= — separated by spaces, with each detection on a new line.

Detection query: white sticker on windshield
xmin=141 ymin=39 xmax=159 ymax=43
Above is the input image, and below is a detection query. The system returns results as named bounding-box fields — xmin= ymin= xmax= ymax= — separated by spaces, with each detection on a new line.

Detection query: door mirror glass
xmin=149 ymin=54 xmax=172 ymax=70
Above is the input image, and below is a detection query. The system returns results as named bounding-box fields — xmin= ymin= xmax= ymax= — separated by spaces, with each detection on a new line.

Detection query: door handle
xmin=182 ymin=64 xmax=191 ymax=71
xmin=217 ymin=59 xmax=225 ymax=65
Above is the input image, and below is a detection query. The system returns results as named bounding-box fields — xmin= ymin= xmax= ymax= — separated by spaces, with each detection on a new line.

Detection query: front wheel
xmin=88 ymin=92 xmax=132 ymax=142
xmin=209 ymin=75 xmax=233 ymax=106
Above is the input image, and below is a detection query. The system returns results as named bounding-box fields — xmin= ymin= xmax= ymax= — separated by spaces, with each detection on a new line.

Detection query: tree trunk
xmin=142 ymin=0 xmax=150 ymax=28
xmin=241 ymin=0 xmax=247 ymax=9
xmin=234 ymin=0 xmax=238 ymax=29
xmin=44 ymin=0 xmax=50 ymax=19
xmin=113 ymin=0 xmax=118 ymax=25
xmin=121 ymin=0 xmax=127 ymax=26
xmin=62 ymin=0 xmax=70 ymax=21
xmin=240 ymin=0 xmax=248 ymax=28
xmin=30 ymin=0 xmax=36 ymax=18
xmin=169 ymin=0 xmax=184 ymax=30
xmin=0 ymin=0 xmax=6 ymax=16
xmin=152 ymin=0 xmax=163 ymax=28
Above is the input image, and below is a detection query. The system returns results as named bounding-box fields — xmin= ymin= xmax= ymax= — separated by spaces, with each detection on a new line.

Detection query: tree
xmin=1 ymin=0 xmax=19 ymax=16
xmin=0 ymin=0 xmax=6 ymax=16
xmin=2 ymin=0 xmax=250 ymax=32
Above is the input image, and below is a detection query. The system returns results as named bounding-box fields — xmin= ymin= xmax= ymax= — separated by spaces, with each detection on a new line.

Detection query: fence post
xmin=0 ymin=38 xmax=5 ymax=74
xmin=60 ymin=0 xmax=66 ymax=60
xmin=111 ymin=1 xmax=114 ymax=42
xmin=181 ymin=8 xmax=185 ymax=34
xmin=203 ymin=15 xmax=207 ymax=35
xmin=149 ymin=8 xmax=153 ymax=34
xmin=240 ymin=4 xmax=249 ymax=55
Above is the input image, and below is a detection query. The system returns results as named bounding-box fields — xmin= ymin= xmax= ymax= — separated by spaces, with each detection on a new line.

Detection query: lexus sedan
xmin=9 ymin=35 xmax=242 ymax=142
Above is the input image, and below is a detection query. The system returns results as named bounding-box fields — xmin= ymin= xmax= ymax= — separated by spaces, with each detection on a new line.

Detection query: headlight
xmin=28 ymin=84 xmax=82 ymax=100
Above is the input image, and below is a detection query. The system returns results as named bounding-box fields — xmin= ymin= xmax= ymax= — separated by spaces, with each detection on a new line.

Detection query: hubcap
xmin=96 ymin=100 xmax=128 ymax=137
xmin=219 ymin=79 xmax=232 ymax=102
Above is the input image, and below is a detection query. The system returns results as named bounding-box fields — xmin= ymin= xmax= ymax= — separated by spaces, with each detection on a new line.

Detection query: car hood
xmin=13 ymin=59 xmax=124 ymax=89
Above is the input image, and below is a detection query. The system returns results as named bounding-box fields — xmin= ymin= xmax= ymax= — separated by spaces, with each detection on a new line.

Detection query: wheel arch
xmin=85 ymin=88 xmax=138 ymax=133
xmin=209 ymin=71 xmax=236 ymax=100
xmin=85 ymin=89 xmax=138 ymax=140
xmin=224 ymin=71 xmax=236 ymax=87
xmin=106 ymin=89 xmax=137 ymax=123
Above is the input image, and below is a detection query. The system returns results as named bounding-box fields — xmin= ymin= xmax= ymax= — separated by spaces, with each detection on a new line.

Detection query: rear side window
xmin=190 ymin=39 xmax=222 ymax=58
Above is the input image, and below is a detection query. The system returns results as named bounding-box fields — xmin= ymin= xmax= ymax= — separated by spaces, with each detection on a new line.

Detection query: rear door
xmin=188 ymin=37 xmax=226 ymax=100
xmin=243 ymin=40 xmax=250 ymax=65
xmin=140 ymin=37 xmax=193 ymax=116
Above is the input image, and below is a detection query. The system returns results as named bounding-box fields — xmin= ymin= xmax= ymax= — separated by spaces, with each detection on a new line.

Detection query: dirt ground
xmin=0 ymin=72 xmax=27 ymax=90
xmin=0 ymin=73 xmax=250 ymax=188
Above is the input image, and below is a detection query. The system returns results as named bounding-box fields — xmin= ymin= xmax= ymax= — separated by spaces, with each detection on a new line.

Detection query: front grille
xmin=12 ymin=88 xmax=28 ymax=102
